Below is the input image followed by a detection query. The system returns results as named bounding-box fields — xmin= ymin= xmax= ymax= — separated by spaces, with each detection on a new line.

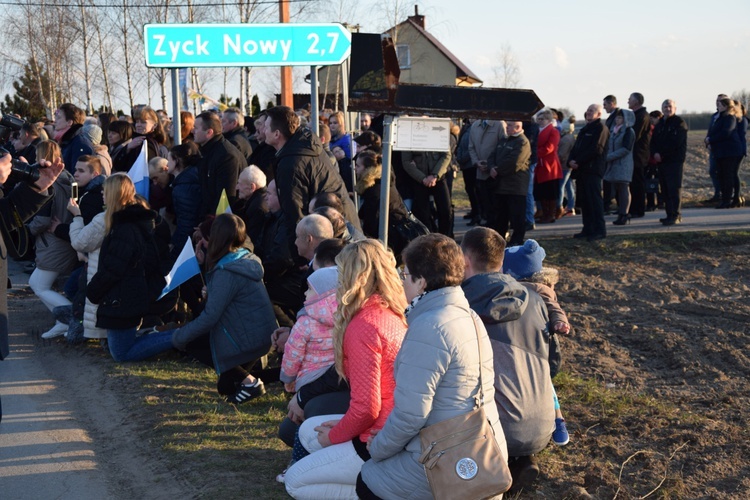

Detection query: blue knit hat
xmin=503 ymin=239 xmax=546 ymax=280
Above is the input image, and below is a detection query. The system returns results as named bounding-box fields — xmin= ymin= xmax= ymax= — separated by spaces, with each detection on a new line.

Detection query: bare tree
xmin=79 ymin=3 xmax=94 ymax=114
xmin=90 ymin=1 xmax=114 ymax=113
xmin=491 ymin=43 xmax=522 ymax=89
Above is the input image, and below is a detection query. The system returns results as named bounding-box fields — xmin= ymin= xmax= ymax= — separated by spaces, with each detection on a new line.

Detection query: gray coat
xmin=462 ymin=272 xmax=555 ymax=457
xmin=361 ymin=287 xmax=507 ymax=500
xmin=604 ymin=108 xmax=636 ymax=183
xmin=27 ymin=171 xmax=78 ymax=274
xmin=172 ymin=250 xmax=276 ymax=374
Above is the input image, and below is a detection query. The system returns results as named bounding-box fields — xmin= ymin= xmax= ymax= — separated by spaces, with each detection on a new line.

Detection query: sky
xmin=376 ymin=0 xmax=750 ymax=117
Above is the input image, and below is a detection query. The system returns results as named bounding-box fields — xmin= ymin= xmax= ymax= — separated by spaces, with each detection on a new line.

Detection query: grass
xmin=100 ymin=231 xmax=750 ymax=498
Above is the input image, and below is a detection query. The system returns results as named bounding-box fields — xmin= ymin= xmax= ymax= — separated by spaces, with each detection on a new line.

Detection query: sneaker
xmin=227 ymin=379 xmax=266 ymax=404
xmin=41 ymin=322 xmax=68 ymax=339
xmin=275 ymin=469 xmax=287 ymax=483
xmin=553 ymin=418 xmax=570 ymax=446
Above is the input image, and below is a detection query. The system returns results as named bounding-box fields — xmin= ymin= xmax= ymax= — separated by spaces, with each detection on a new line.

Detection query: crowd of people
xmin=0 ymin=92 xmax=746 ymax=495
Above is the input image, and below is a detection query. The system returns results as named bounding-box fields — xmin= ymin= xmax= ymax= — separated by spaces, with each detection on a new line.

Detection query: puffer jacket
xmin=69 ymin=212 xmax=107 ymax=339
xmin=604 ymin=108 xmax=636 ymax=183
xmin=361 ymin=287 xmax=506 ymax=500
xmin=171 ymin=249 xmax=277 ymax=374
xmin=280 ymin=289 xmax=337 ymax=390
xmin=462 ymin=272 xmax=554 ymax=457
xmin=326 ymin=294 xmax=407 ymax=445
xmin=27 ymin=171 xmax=78 ymax=274
xmin=169 ymin=165 xmax=202 ymax=260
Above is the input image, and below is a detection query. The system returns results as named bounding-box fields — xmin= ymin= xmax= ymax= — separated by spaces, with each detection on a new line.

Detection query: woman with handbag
xmin=284 ymin=239 xmax=407 ymax=500
xmin=358 ymin=234 xmax=509 ymax=500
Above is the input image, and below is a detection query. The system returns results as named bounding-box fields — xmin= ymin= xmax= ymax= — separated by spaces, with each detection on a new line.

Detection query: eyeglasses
xmin=398 ymin=268 xmax=411 ymax=281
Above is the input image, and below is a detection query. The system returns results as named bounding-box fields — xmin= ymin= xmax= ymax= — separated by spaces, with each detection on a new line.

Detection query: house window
xmin=396 ymin=44 xmax=411 ymax=69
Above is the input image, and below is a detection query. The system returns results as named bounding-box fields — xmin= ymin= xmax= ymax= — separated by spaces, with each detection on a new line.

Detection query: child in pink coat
xmin=280 ymin=267 xmax=338 ymax=393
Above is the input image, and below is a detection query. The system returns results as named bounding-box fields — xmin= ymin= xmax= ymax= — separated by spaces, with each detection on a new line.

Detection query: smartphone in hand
xmin=71 ymin=182 xmax=79 ymax=201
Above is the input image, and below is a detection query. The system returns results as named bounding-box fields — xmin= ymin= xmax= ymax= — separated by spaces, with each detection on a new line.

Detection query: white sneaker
xmin=41 ymin=322 xmax=68 ymax=339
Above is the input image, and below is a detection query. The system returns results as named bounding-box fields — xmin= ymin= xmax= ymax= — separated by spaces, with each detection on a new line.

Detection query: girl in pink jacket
xmin=280 ymin=267 xmax=338 ymax=392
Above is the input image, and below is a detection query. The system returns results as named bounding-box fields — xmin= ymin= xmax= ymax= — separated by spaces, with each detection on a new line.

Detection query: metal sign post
xmin=171 ymin=68 xmax=182 ymax=146
xmin=310 ymin=66 xmax=319 ymax=136
xmin=378 ymin=115 xmax=395 ymax=247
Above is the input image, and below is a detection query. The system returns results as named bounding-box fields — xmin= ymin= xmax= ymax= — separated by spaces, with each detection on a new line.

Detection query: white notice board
xmin=393 ymin=117 xmax=451 ymax=152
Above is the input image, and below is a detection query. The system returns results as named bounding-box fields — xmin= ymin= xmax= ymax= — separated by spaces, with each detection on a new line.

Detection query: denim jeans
xmin=107 ymin=327 xmax=174 ymax=362
xmin=526 ymin=162 xmax=537 ymax=224
xmin=558 ymin=168 xmax=575 ymax=210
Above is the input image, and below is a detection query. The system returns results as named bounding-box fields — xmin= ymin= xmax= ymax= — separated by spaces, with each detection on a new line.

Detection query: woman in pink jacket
xmin=284 ymin=239 xmax=407 ymax=500
xmin=535 ymin=109 xmax=563 ymax=223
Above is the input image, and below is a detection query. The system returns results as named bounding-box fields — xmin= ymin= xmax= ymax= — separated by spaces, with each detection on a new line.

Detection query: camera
xmin=0 ymin=147 xmax=41 ymax=184
xmin=0 ymin=113 xmax=25 ymax=143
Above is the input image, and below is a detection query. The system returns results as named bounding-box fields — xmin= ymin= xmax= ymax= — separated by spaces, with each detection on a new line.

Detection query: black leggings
xmin=184 ymin=334 xmax=251 ymax=395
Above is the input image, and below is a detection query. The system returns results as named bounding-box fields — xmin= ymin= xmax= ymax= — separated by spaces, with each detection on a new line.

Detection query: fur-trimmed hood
xmin=355 ymin=165 xmax=381 ymax=194
xmin=519 ymin=267 xmax=559 ymax=288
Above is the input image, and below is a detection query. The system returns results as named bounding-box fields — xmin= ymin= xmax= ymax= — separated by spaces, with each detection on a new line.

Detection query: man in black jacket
xmin=264 ymin=106 xmax=359 ymax=263
xmin=194 ymin=111 xmax=246 ymax=216
xmin=15 ymin=123 xmax=43 ymax=164
xmin=248 ymin=112 xmax=276 ymax=181
xmin=568 ymin=104 xmax=609 ymax=241
xmin=221 ymin=107 xmax=253 ymax=165
xmin=628 ymin=92 xmax=651 ymax=218
xmin=650 ymin=99 xmax=688 ymax=226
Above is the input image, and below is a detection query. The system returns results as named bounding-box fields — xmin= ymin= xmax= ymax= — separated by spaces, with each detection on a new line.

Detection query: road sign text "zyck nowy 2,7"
xmin=144 ymin=23 xmax=352 ymax=68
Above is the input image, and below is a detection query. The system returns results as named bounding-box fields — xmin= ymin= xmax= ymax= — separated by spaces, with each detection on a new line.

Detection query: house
xmin=386 ymin=6 xmax=482 ymax=87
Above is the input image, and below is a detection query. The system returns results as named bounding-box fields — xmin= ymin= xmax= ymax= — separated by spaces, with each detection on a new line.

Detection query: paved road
xmin=0 ymin=264 xmax=112 ymax=499
xmin=453 ymin=206 xmax=750 ymax=241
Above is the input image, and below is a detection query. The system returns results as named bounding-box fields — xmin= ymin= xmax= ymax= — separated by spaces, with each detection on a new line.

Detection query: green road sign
xmin=144 ymin=23 xmax=351 ymax=68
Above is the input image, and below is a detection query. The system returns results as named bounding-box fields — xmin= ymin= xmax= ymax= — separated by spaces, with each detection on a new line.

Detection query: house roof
xmin=388 ymin=18 xmax=483 ymax=86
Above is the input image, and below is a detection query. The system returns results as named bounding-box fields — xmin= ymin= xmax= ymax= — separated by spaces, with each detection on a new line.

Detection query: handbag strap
xmin=468 ymin=311 xmax=486 ymax=409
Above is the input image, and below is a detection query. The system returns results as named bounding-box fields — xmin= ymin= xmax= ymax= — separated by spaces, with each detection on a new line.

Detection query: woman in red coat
xmin=535 ymin=109 xmax=563 ymax=223
xmin=284 ymin=239 xmax=407 ymax=499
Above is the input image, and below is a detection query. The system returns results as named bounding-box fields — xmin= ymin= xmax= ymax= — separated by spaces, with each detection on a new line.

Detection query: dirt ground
xmin=6 ymin=130 xmax=750 ymax=499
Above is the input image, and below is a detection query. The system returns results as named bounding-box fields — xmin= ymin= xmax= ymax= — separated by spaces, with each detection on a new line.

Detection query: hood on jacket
xmin=621 ymin=108 xmax=635 ymax=128
xmin=277 ymin=127 xmax=324 ymax=160
xmin=111 ymin=202 xmax=157 ymax=232
xmin=461 ymin=272 xmax=529 ymax=325
xmin=210 ymin=249 xmax=264 ymax=282
xmin=301 ymin=289 xmax=337 ymax=327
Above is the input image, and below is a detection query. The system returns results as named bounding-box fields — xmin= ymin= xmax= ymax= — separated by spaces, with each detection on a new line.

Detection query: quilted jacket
xmin=280 ymin=289 xmax=337 ymax=390
xmin=361 ymin=287 xmax=506 ymax=500
xmin=326 ymin=294 xmax=407 ymax=445
xmin=69 ymin=212 xmax=107 ymax=339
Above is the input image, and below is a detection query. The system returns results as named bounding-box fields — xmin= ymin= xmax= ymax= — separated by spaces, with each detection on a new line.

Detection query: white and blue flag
xmin=159 ymin=239 xmax=201 ymax=299
xmin=127 ymin=139 xmax=150 ymax=200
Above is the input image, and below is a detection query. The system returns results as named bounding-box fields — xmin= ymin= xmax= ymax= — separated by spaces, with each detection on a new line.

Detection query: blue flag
xmin=127 ymin=139 xmax=150 ymax=200
xmin=159 ymin=239 xmax=201 ymax=299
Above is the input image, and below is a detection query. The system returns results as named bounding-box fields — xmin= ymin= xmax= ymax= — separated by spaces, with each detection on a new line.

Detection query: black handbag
xmin=391 ymin=212 xmax=429 ymax=244
xmin=645 ymin=178 xmax=659 ymax=194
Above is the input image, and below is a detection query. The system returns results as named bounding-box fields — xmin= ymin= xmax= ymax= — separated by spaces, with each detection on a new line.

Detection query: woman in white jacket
xmin=68 ymin=203 xmax=107 ymax=340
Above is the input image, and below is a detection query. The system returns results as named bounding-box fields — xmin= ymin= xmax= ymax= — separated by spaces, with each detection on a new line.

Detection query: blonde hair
xmin=35 ymin=140 xmax=61 ymax=162
xmin=103 ymin=173 xmax=137 ymax=233
xmin=332 ymin=239 xmax=407 ymax=380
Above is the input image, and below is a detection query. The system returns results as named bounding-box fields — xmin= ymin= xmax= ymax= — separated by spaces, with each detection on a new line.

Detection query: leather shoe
xmin=661 ymin=216 xmax=681 ymax=226
xmin=587 ymin=233 xmax=606 ymax=241
xmin=572 ymin=232 xmax=589 ymax=239
xmin=508 ymin=456 xmax=540 ymax=492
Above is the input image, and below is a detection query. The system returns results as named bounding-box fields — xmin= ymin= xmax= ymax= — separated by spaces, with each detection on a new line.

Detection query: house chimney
xmin=409 ymin=5 xmax=425 ymax=29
